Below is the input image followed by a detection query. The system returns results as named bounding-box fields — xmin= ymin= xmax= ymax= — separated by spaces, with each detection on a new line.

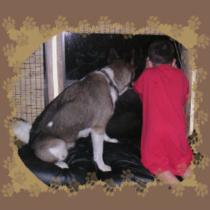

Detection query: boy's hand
xmin=172 ymin=59 xmax=178 ymax=68
xmin=145 ymin=57 xmax=153 ymax=68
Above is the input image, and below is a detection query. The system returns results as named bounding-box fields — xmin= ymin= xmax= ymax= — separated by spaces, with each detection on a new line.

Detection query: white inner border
xmin=52 ymin=36 xmax=59 ymax=98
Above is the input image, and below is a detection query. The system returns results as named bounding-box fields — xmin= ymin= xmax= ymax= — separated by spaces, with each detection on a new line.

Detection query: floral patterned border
xmin=1 ymin=16 xmax=209 ymax=197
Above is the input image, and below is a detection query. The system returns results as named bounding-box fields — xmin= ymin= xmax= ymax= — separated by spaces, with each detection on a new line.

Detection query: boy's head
xmin=146 ymin=40 xmax=176 ymax=68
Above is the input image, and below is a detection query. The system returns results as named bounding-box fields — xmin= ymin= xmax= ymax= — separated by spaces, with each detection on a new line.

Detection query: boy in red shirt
xmin=133 ymin=40 xmax=193 ymax=185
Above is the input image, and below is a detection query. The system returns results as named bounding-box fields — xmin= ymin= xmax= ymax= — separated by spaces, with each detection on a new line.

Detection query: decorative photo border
xmin=1 ymin=16 xmax=209 ymax=197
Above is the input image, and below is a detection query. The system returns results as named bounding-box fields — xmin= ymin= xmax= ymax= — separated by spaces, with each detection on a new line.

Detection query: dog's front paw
xmin=98 ymin=163 xmax=112 ymax=172
xmin=106 ymin=138 xmax=119 ymax=143
xmin=55 ymin=161 xmax=69 ymax=169
xmin=104 ymin=134 xmax=119 ymax=143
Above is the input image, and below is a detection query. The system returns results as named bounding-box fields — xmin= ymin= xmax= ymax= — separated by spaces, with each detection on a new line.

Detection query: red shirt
xmin=133 ymin=64 xmax=193 ymax=176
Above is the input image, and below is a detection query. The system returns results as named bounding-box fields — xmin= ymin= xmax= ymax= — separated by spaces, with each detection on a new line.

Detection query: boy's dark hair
xmin=148 ymin=40 xmax=175 ymax=64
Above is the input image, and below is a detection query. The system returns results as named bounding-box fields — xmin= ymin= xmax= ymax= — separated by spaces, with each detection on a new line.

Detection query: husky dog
xmin=12 ymin=49 xmax=135 ymax=172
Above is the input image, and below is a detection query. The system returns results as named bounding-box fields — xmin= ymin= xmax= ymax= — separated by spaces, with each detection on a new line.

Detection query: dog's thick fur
xmin=12 ymin=50 xmax=135 ymax=171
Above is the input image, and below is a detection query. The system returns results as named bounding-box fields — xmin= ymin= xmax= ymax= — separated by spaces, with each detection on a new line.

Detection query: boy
xmin=133 ymin=40 xmax=193 ymax=185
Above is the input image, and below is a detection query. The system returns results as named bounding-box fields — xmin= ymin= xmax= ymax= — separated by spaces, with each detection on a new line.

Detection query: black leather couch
xmin=18 ymin=90 xmax=154 ymax=186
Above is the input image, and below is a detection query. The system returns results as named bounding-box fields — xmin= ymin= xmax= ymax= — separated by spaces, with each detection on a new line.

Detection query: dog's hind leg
xmin=91 ymin=129 xmax=111 ymax=172
xmin=104 ymin=133 xmax=119 ymax=143
xmin=34 ymin=138 xmax=69 ymax=169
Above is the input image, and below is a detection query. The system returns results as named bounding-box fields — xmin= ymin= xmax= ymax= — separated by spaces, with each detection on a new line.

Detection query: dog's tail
xmin=11 ymin=118 xmax=31 ymax=144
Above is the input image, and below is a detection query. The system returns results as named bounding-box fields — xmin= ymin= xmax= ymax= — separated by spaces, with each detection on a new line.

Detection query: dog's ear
xmin=122 ymin=49 xmax=136 ymax=65
xmin=107 ymin=48 xmax=119 ymax=64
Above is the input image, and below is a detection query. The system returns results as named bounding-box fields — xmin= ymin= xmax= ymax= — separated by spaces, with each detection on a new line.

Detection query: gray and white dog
xmin=12 ymin=49 xmax=135 ymax=172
